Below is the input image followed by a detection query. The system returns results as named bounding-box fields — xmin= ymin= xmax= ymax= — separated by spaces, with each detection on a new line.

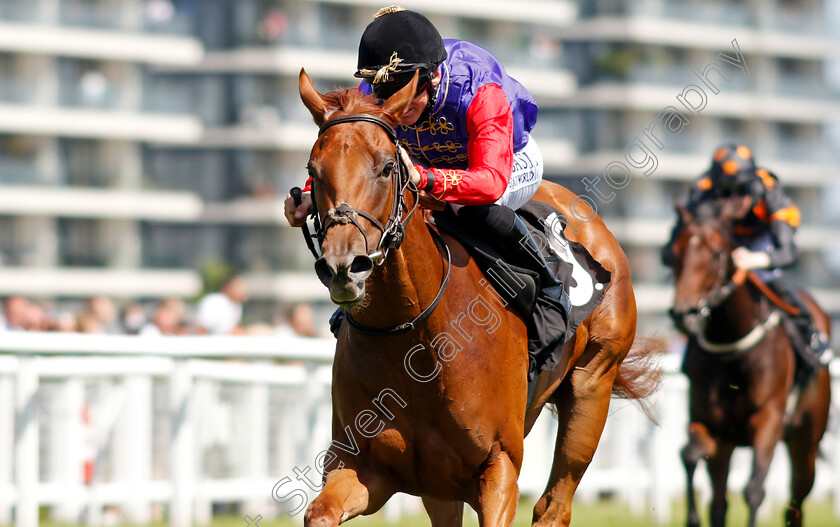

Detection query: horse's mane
xmin=320 ymin=87 xmax=397 ymax=124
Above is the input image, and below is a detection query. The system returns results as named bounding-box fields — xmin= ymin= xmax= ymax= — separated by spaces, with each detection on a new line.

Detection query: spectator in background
xmin=25 ymin=301 xmax=47 ymax=331
xmin=52 ymin=311 xmax=78 ymax=332
xmin=121 ymin=303 xmax=147 ymax=335
xmin=0 ymin=296 xmax=30 ymax=331
xmin=80 ymin=296 xmax=119 ymax=334
xmin=139 ymin=300 xmax=181 ymax=336
xmin=159 ymin=297 xmax=186 ymax=333
xmin=193 ymin=274 xmax=248 ymax=335
xmin=76 ymin=312 xmax=102 ymax=334
xmin=274 ymin=303 xmax=319 ymax=338
xmin=290 ymin=303 xmax=317 ymax=337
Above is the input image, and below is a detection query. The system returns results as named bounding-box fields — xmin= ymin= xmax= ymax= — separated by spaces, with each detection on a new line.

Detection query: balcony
xmin=0 ymin=267 xmax=201 ymax=298
xmin=0 ymin=187 xmax=202 ymax=221
xmin=0 ymin=103 xmax=202 ymax=143
xmin=0 ymin=21 xmax=202 ymax=66
xmin=563 ymin=6 xmax=838 ymax=59
xmin=0 ymin=0 xmax=194 ymax=35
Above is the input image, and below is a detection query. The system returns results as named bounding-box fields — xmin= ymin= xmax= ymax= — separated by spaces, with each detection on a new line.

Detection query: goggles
xmin=716 ymin=180 xmax=754 ymax=198
xmin=370 ymin=72 xmax=430 ymax=100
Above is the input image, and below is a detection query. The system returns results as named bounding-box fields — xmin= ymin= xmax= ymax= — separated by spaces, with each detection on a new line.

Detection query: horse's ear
xmin=299 ymin=68 xmax=331 ymax=126
xmin=675 ymin=199 xmax=692 ymax=225
xmin=382 ymin=71 xmax=420 ymax=123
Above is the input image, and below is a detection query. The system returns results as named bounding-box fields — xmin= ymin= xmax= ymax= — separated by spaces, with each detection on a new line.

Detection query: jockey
xmin=285 ymin=6 xmax=570 ymax=331
xmin=663 ymin=144 xmax=832 ymax=370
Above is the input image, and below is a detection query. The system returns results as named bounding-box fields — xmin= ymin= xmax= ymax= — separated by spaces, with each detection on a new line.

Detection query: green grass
xmin=37 ymin=498 xmax=838 ymax=526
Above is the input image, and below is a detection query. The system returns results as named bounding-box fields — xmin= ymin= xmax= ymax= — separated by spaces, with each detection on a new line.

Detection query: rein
xmin=298 ymin=113 xmax=451 ymax=335
xmin=696 ymin=311 xmax=782 ymax=354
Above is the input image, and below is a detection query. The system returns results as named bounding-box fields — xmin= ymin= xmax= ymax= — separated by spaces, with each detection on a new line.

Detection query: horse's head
xmin=298 ymin=68 xmax=420 ymax=307
xmin=669 ymin=202 xmax=737 ymax=334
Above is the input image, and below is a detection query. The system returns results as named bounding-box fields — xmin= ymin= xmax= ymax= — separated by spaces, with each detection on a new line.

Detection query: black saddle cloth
xmin=433 ymin=200 xmax=611 ymax=381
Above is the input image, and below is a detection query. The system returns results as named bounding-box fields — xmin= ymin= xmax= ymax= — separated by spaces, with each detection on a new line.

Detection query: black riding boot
xmin=458 ymin=204 xmax=571 ymax=309
xmin=768 ymin=279 xmax=833 ymax=377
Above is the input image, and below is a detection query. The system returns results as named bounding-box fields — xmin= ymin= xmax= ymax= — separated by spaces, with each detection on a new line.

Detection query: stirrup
xmin=813 ymin=333 xmax=834 ymax=365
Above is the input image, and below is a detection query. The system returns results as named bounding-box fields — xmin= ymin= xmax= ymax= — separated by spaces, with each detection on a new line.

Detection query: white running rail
xmin=0 ymin=332 xmax=837 ymax=526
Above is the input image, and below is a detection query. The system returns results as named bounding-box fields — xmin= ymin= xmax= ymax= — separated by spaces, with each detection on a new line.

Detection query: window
xmin=0 ymin=135 xmax=39 ymax=185
xmin=61 ymin=139 xmax=108 ymax=187
xmin=59 ymin=219 xmax=107 ymax=267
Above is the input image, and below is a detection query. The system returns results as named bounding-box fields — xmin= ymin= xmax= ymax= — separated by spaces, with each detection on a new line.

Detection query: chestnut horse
xmin=297 ymin=69 xmax=658 ymax=527
xmin=669 ymin=204 xmax=831 ymax=527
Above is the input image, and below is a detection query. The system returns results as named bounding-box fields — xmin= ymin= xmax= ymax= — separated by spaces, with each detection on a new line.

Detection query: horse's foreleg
xmin=681 ymin=422 xmax=718 ymax=527
xmin=531 ymin=337 xmax=624 ymax=527
xmin=784 ymin=433 xmax=817 ymax=527
xmin=475 ymin=447 xmax=519 ymax=527
xmin=422 ymin=497 xmax=464 ymax=527
xmin=706 ymin=440 xmax=735 ymax=527
xmin=744 ymin=406 xmax=785 ymax=527
xmin=783 ymin=369 xmax=831 ymax=527
xmin=304 ymin=466 xmax=392 ymax=527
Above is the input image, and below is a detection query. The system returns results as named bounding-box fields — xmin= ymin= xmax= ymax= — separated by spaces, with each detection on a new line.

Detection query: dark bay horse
xmin=669 ymin=204 xmax=831 ymax=527
xmin=297 ymin=69 xmax=659 ymax=527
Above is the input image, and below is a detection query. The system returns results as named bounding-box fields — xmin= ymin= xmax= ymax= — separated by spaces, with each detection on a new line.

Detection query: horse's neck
xmin=707 ymin=282 xmax=767 ymax=342
xmin=348 ymin=211 xmax=446 ymax=331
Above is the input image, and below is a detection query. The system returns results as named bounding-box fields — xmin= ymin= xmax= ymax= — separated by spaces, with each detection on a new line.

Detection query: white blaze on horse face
xmin=544 ymin=212 xmax=596 ymax=307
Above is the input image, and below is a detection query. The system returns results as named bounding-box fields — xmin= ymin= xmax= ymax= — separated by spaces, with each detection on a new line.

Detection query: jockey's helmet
xmin=708 ymin=144 xmax=760 ymax=198
xmin=355 ymin=6 xmax=446 ymax=100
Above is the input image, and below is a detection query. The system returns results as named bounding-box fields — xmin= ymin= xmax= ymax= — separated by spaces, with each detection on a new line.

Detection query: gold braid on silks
xmin=359 ymin=51 xmax=404 ymax=85
xmin=435 ymin=170 xmax=463 ymax=200
xmin=373 ymin=5 xmax=405 ymax=19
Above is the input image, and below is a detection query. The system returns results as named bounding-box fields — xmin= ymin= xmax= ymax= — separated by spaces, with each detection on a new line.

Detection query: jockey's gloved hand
xmin=398 ymin=145 xmax=422 ymax=186
xmin=732 ymin=247 xmax=771 ymax=270
xmin=284 ymin=191 xmax=312 ymax=227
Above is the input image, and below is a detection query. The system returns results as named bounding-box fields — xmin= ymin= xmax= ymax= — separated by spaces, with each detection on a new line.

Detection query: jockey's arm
xmin=732 ymin=218 xmax=798 ymax=271
xmin=412 ymin=84 xmax=514 ymax=204
xmin=766 ymin=219 xmax=797 ymax=268
xmin=763 ymin=184 xmax=801 ymax=268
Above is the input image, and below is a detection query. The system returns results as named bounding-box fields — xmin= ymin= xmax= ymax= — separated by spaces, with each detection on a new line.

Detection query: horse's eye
xmin=382 ymin=161 xmax=395 ymax=177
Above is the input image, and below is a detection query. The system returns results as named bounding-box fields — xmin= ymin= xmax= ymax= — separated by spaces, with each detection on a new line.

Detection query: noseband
xmin=302 ymin=114 xmax=419 ymax=264
xmin=300 ymin=113 xmax=452 ymax=335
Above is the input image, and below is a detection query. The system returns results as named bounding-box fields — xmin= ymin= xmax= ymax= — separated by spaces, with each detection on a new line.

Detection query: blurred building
xmin=0 ymin=0 xmax=837 ymax=335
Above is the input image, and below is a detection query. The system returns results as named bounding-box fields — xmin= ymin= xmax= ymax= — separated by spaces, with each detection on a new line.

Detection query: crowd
xmin=0 ymin=274 xmax=326 ymax=338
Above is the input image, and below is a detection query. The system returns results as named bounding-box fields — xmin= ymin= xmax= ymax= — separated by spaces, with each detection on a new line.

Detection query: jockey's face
xmin=716 ymin=178 xmax=756 ymax=218
xmin=397 ymin=69 xmax=442 ymax=126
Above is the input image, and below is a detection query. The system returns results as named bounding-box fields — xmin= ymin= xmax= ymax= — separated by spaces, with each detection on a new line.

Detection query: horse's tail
xmin=612 ymin=336 xmax=665 ymax=422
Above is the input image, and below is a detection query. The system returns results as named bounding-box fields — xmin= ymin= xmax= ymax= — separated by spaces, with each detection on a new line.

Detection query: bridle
xmin=304 ymin=114 xmax=418 ymax=264
xmin=300 ymin=113 xmax=451 ymax=335
xmin=670 ymin=229 xmax=780 ymax=354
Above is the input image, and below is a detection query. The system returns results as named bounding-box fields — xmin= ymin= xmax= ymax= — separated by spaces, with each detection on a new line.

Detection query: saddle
xmin=433 ymin=200 xmax=611 ymax=386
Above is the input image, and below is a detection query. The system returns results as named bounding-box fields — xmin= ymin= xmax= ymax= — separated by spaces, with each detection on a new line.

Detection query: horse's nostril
xmin=350 ymin=255 xmax=373 ymax=275
xmin=314 ymin=257 xmax=334 ymax=286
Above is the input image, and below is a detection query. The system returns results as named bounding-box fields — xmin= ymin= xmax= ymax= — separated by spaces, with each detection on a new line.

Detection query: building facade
xmin=0 ymin=0 xmax=837 ymax=335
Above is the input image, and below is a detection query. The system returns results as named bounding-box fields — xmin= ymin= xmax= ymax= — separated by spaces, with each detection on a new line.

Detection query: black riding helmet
xmin=708 ymin=144 xmax=761 ymax=198
xmin=355 ymin=6 xmax=447 ymax=101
